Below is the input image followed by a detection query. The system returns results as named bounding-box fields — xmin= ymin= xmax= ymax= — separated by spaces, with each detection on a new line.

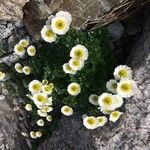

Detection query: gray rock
xmin=107 ymin=21 xmax=124 ymax=41
xmin=38 ymin=12 xmax=150 ymax=150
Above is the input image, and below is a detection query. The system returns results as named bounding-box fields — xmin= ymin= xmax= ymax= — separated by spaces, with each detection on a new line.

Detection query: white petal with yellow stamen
xmin=35 ymin=131 xmax=42 ymax=138
xmin=89 ymin=94 xmax=99 ymax=106
xmin=98 ymin=93 xmax=116 ymax=111
xmin=14 ymin=44 xmax=25 ymax=56
xmin=83 ymin=116 xmax=98 ymax=130
xmin=67 ymin=83 xmax=81 ymax=96
xmin=27 ymin=45 xmax=36 ymax=56
xmin=46 ymin=115 xmax=53 ymax=122
xmin=0 ymin=71 xmax=5 ymax=81
xmin=96 ymin=116 xmax=107 ymax=127
xmin=33 ymin=93 xmax=48 ymax=106
xmin=109 ymin=111 xmax=123 ymax=122
xmin=41 ymin=106 xmax=53 ymax=113
xmin=51 ymin=16 xmax=70 ymax=35
xmin=37 ymin=110 xmax=47 ymax=117
xmin=117 ymin=79 xmax=138 ymax=98
xmin=63 ymin=63 xmax=76 ymax=75
xmin=42 ymin=84 xmax=53 ymax=95
xmin=19 ymin=39 xmax=29 ymax=48
xmin=37 ymin=119 xmax=44 ymax=126
xmin=23 ymin=66 xmax=31 ymax=75
xmin=29 ymin=80 xmax=42 ymax=94
xmin=25 ymin=104 xmax=32 ymax=111
xmin=15 ymin=63 xmax=23 ymax=73
xmin=56 ymin=11 xmax=72 ymax=24
xmin=113 ymin=65 xmax=133 ymax=80
xmin=41 ymin=25 xmax=57 ymax=43
xmin=69 ymin=58 xmax=84 ymax=71
xmin=61 ymin=105 xmax=73 ymax=116
xmin=70 ymin=44 xmax=88 ymax=61
xmin=100 ymin=108 xmax=113 ymax=114
xmin=30 ymin=131 xmax=37 ymax=139
xmin=106 ymin=79 xmax=118 ymax=93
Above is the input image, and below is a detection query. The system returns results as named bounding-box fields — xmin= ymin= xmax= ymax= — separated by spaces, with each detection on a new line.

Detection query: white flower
xmin=41 ymin=106 xmax=53 ymax=113
xmin=67 ymin=83 xmax=81 ymax=96
xmin=35 ymin=131 xmax=42 ymax=138
xmin=83 ymin=116 xmax=98 ymax=130
xmin=113 ymin=65 xmax=133 ymax=80
xmin=113 ymin=95 xmax=124 ymax=108
xmin=0 ymin=71 xmax=5 ymax=81
xmin=100 ymin=108 xmax=113 ymax=114
xmin=25 ymin=104 xmax=32 ymax=111
xmin=89 ymin=94 xmax=99 ymax=106
xmin=45 ymin=97 xmax=53 ymax=106
xmin=56 ymin=11 xmax=72 ymax=24
xmin=19 ymin=39 xmax=29 ymax=48
xmin=23 ymin=66 xmax=31 ymax=75
xmin=42 ymin=84 xmax=54 ymax=95
xmin=69 ymin=58 xmax=84 ymax=71
xmin=117 ymin=79 xmax=138 ymax=98
xmin=14 ymin=63 xmax=23 ymax=73
xmin=37 ymin=119 xmax=44 ymax=126
xmin=27 ymin=45 xmax=36 ymax=56
xmin=30 ymin=131 xmax=37 ymax=139
xmin=29 ymin=80 xmax=42 ymax=94
xmin=41 ymin=25 xmax=57 ymax=43
xmin=96 ymin=116 xmax=107 ymax=127
xmin=61 ymin=105 xmax=73 ymax=116
xmin=98 ymin=93 xmax=116 ymax=111
xmin=14 ymin=44 xmax=25 ymax=56
xmin=46 ymin=115 xmax=53 ymax=122
xmin=109 ymin=111 xmax=123 ymax=122
xmin=33 ymin=93 xmax=48 ymax=106
xmin=37 ymin=110 xmax=47 ymax=117
xmin=106 ymin=79 xmax=118 ymax=93
xmin=70 ymin=44 xmax=88 ymax=61
xmin=51 ymin=16 xmax=70 ymax=35
xmin=63 ymin=63 xmax=76 ymax=75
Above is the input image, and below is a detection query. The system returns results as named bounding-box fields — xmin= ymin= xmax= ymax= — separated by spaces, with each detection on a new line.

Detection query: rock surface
xmin=38 ymin=11 xmax=150 ymax=150
xmin=0 ymin=83 xmax=31 ymax=150
xmin=0 ymin=0 xmax=29 ymax=21
xmin=23 ymin=0 xmax=149 ymax=40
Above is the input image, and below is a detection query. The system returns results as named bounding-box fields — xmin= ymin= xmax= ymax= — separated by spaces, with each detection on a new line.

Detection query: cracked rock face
xmin=0 ymin=0 xmax=29 ymax=21
xmin=38 ymin=14 xmax=150 ymax=150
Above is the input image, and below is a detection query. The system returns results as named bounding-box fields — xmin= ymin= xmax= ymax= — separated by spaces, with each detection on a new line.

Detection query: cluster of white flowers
xmin=14 ymin=39 xmax=36 ymax=57
xmin=63 ymin=44 xmax=88 ymax=75
xmin=84 ymin=65 xmax=138 ymax=130
xmin=25 ymin=79 xmax=54 ymax=139
xmin=41 ymin=11 xmax=72 ymax=43
xmin=0 ymin=71 xmax=5 ymax=81
xmin=14 ymin=63 xmax=31 ymax=75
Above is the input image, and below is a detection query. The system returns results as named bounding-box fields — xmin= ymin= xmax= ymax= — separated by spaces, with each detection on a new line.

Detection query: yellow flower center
xmin=73 ymin=60 xmax=80 ymax=66
xmin=112 ymin=111 xmax=119 ymax=118
xmin=112 ymin=82 xmax=117 ymax=89
xmin=49 ymin=83 xmax=54 ymax=89
xmin=25 ymin=68 xmax=31 ymax=73
xmin=103 ymin=96 xmax=113 ymax=106
xmin=120 ymin=83 xmax=132 ymax=92
xmin=87 ymin=118 xmax=96 ymax=125
xmin=118 ymin=69 xmax=128 ymax=78
xmin=45 ymin=30 xmax=54 ymax=38
xmin=64 ymin=107 xmax=70 ymax=112
xmin=66 ymin=65 xmax=72 ymax=71
xmin=32 ymin=84 xmax=41 ymax=91
xmin=44 ymin=86 xmax=51 ymax=92
xmin=17 ymin=66 xmax=23 ymax=71
xmin=71 ymin=86 xmax=77 ymax=92
xmin=29 ymin=48 xmax=35 ymax=53
xmin=98 ymin=117 xmax=104 ymax=123
xmin=20 ymin=41 xmax=27 ymax=47
xmin=55 ymin=20 xmax=65 ymax=30
xmin=36 ymin=95 xmax=46 ymax=102
xmin=74 ymin=49 xmax=84 ymax=58
xmin=17 ymin=46 xmax=24 ymax=52
xmin=92 ymin=96 xmax=98 ymax=102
